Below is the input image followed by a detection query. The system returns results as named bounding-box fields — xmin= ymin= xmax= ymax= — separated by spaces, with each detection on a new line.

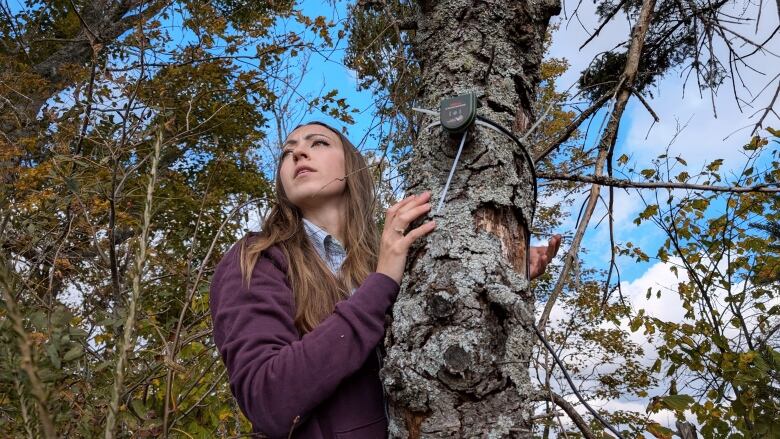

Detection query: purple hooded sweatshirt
xmin=209 ymin=237 xmax=399 ymax=438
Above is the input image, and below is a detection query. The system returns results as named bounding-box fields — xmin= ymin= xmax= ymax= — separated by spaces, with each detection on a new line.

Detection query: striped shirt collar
xmin=301 ymin=217 xmax=346 ymax=273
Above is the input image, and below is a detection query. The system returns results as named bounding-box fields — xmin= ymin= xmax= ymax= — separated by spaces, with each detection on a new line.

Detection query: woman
xmin=209 ymin=121 xmax=561 ymax=438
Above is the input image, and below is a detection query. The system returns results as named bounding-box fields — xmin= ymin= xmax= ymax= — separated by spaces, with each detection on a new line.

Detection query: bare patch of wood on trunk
xmin=404 ymin=409 xmax=427 ymax=439
xmin=473 ymin=205 xmax=527 ymax=278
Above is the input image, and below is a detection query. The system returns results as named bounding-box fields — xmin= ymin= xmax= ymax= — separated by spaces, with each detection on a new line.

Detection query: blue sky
xmin=18 ymin=0 xmax=774 ymax=290
xmin=167 ymin=1 xmax=778 ymax=431
xmin=20 ymin=0 xmax=777 ymax=432
xmin=275 ymin=0 xmax=779 ymax=287
xmin=283 ymin=5 xmax=778 ymax=430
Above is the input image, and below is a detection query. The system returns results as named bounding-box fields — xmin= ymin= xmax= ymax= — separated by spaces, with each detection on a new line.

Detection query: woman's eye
xmin=281 ymin=140 xmax=328 ymax=159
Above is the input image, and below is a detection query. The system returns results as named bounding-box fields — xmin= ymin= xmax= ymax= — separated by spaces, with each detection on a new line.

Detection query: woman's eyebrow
xmin=282 ymin=133 xmax=333 ymax=148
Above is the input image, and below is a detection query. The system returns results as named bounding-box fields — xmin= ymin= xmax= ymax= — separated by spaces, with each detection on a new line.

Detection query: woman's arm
xmin=210 ymin=244 xmax=399 ymax=437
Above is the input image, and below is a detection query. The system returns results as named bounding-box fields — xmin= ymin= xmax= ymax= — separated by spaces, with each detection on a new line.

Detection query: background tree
xmin=629 ymin=136 xmax=780 ymax=437
xmin=0 ymin=1 xmax=355 ymax=436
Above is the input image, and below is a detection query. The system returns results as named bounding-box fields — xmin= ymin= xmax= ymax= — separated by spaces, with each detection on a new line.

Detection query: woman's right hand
xmin=375 ymin=191 xmax=437 ymax=285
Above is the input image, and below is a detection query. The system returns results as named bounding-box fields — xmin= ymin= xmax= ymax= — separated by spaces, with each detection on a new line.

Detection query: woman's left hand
xmin=529 ymin=234 xmax=562 ymax=280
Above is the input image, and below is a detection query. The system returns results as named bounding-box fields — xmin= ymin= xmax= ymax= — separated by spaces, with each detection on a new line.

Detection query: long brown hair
xmin=239 ymin=121 xmax=380 ymax=334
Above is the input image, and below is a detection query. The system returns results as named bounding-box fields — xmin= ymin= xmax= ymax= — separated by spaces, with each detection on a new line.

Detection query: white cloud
xmin=548 ymin=0 xmax=780 ymax=171
xmin=622 ymin=258 xmax=688 ymax=324
xmin=535 ymin=259 xmax=701 ymax=433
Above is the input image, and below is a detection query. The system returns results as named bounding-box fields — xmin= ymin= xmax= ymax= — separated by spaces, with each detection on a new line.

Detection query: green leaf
xmin=69 ymin=327 xmax=88 ymax=338
xmin=635 ymin=204 xmax=659 ymax=225
xmin=30 ymin=311 xmax=47 ymax=329
xmin=744 ymin=136 xmax=766 ymax=150
xmin=706 ymin=159 xmax=724 ymax=172
xmin=691 ymin=198 xmax=709 ymax=211
xmin=648 ymin=422 xmax=674 ymax=438
xmin=46 ymin=344 xmax=61 ymax=369
xmin=660 ymin=394 xmax=694 ymax=411
xmin=51 ymin=307 xmax=73 ymax=326
xmin=131 ymin=399 xmax=147 ymax=418
xmin=630 ymin=315 xmax=643 ymax=332
xmin=641 ymin=169 xmax=656 ymax=179
xmin=63 ymin=345 xmax=84 ymax=362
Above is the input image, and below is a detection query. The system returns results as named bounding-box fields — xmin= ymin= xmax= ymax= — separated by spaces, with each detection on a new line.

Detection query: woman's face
xmin=279 ymin=124 xmax=347 ymax=211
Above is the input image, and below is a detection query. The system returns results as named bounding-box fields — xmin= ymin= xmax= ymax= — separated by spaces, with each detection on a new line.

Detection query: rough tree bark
xmin=381 ymin=0 xmax=560 ymax=437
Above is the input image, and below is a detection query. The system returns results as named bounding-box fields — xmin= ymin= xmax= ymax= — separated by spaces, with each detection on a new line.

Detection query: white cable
xmin=414 ymin=107 xmax=442 ymax=132
xmin=413 ymin=106 xmax=468 ymax=214
xmin=424 ymin=121 xmax=441 ymax=131
xmin=411 ymin=107 xmax=438 ymax=117
xmin=435 ymin=130 xmax=468 ymax=214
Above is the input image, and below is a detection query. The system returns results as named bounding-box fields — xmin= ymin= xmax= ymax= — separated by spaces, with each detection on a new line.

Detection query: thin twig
xmin=104 ymin=130 xmax=162 ymax=439
xmin=538 ymin=0 xmax=658 ymax=331
xmin=579 ymin=0 xmax=631 ymax=50
xmin=0 ymin=256 xmax=57 ymax=439
xmin=751 ymin=80 xmax=780 ymax=135
xmin=630 ymin=88 xmax=660 ymax=122
xmin=532 ymin=391 xmax=598 ymax=439
xmin=537 ymin=172 xmax=780 ymax=193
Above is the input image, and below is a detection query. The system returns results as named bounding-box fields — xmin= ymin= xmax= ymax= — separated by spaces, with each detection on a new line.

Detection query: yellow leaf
xmin=647 ymin=422 xmax=674 ymax=438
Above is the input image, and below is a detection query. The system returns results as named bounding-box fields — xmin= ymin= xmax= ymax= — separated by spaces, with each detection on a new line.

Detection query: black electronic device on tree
xmin=439 ymin=92 xmax=477 ymax=134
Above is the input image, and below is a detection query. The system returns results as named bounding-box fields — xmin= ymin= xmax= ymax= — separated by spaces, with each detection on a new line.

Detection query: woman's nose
xmin=293 ymin=148 xmax=309 ymax=161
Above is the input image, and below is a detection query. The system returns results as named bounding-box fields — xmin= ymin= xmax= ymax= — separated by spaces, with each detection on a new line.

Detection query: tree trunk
xmin=381 ymin=1 xmax=560 ymax=438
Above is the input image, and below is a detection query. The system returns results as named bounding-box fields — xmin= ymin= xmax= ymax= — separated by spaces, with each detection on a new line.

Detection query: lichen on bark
xmin=380 ymin=0 xmax=561 ymax=437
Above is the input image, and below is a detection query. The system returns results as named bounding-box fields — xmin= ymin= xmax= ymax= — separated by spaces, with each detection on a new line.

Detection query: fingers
xmin=529 ymin=235 xmax=562 ymax=280
xmin=402 ymin=220 xmax=437 ymax=244
xmin=387 ymin=191 xmax=431 ymax=218
xmin=396 ymin=202 xmax=432 ymax=225
xmin=376 ymin=192 xmax=436 ymax=285
xmin=546 ymin=234 xmax=562 ymax=261
xmin=386 ymin=194 xmax=415 ymax=216
xmin=387 ymin=192 xmax=432 ymax=233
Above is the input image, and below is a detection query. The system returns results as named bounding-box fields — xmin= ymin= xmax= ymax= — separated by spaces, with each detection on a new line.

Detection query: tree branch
xmin=752 ymin=80 xmax=780 ymax=136
xmin=579 ymin=0 xmax=631 ymax=50
xmin=534 ymin=92 xmax=612 ymax=162
xmin=538 ymin=0 xmax=658 ymax=331
xmin=537 ymin=172 xmax=780 ymax=193
xmin=532 ymin=391 xmax=598 ymax=439
xmin=631 ymin=87 xmax=660 ymax=122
